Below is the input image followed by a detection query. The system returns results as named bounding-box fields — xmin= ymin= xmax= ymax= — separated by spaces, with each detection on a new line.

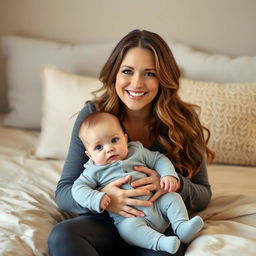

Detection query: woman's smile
xmin=126 ymin=89 xmax=147 ymax=98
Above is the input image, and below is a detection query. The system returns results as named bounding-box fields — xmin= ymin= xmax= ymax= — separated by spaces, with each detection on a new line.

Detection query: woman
xmin=48 ymin=29 xmax=214 ymax=256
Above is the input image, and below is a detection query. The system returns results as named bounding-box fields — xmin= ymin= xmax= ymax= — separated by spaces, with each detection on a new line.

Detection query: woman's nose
xmin=132 ymin=74 xmax=143 ymax=88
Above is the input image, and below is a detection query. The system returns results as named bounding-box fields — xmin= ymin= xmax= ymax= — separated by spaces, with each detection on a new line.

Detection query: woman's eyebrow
xmin=120 ymin=65 xmax=156 ymax=71
xmin=144 ymin=68 xmax=156 ymax=71
xmin=120 ymin=65 xmax=133 ymax=69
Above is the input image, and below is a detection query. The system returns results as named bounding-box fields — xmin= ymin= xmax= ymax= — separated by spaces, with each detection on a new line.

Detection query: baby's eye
xmin=112 ymin=137 xmax=119 ymax=143
xmin=145 ymin=72 xmax=156 ymax=77
xmin=95 ymin=145 xmax=103 ymax=151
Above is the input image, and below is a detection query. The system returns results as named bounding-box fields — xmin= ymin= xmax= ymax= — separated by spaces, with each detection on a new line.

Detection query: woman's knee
xmin=48 ymin=220 xmax=74 ymax=250
xmin=48 ymin=217 xmax=102 ymax=256
xmin=48 ymin=215 xmax=127 ymax=255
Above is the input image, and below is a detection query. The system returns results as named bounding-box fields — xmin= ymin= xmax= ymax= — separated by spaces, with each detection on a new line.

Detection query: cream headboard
xmin=0 ymin=0 xmax=256 ymax=112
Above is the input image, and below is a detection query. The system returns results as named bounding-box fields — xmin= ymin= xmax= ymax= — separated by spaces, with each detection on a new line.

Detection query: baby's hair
xmin=78 ymin=111 xmax=124 ymax=147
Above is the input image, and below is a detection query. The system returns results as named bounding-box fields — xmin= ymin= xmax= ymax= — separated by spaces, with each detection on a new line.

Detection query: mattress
xmin=0 ymin=115 xmax=255 ymax=256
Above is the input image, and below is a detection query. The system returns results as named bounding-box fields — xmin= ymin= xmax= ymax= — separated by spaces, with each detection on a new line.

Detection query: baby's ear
xmin=85 ymin=150 xmax=91 ymax=158
xmin=124 ymin=133 xmax=128 ymax=142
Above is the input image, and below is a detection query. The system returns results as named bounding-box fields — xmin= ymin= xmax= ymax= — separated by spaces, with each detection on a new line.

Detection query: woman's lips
xmin=126 ymin=90 xmax=147 ymax=98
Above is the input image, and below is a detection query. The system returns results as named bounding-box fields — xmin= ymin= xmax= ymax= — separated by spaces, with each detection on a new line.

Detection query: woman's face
xmin=115 ymin=47 xmax=159 ymax=113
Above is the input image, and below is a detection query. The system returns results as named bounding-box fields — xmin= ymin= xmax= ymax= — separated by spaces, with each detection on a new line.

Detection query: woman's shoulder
xmin=80 ymin=101 xmax=97 ymax=115
xmin=77 ymin=101 xmax=97 ymax=119
xmin=73 ymin=101 xmax=97 ymax=130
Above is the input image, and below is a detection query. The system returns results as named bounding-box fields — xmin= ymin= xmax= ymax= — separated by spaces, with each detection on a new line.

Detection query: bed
xmin=0 ymin=35 xmax=256 ymax=256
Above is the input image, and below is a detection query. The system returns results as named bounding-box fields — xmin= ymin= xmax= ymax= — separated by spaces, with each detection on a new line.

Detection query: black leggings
xmin=48 ymin=213 xmax=187 ymax=256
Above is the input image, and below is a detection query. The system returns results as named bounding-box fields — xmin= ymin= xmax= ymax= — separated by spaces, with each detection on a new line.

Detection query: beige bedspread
xmin=0 ymin=116 xmax=256 ymax=256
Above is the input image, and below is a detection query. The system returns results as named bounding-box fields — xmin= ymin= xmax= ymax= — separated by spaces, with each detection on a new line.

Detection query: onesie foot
xmin=176 ymin=216 xmax=204 ymax=243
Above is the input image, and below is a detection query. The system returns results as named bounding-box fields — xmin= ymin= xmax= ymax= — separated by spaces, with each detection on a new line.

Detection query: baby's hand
xmin=160 ymin=176 xmax=178 ymax=192
xmin=100 ymin=194 xmax=111 ymax=210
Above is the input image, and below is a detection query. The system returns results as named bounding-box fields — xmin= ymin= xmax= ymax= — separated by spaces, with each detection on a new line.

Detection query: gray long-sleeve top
xmin=55 ymin=101 xmax=212 ymax=214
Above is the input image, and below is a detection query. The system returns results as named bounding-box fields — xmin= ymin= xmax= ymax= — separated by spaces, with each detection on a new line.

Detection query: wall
xmin=0 ymin=0 xmax=256 ymax=112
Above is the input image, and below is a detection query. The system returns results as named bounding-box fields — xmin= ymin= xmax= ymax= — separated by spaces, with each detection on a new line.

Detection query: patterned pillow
xmin=179 ymin=78 xmax=256 ymax=166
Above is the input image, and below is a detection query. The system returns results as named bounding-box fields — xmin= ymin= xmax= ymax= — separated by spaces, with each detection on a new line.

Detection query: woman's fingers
xmin=131 ymin=177 xmax=153 ymax=188
xmin=148 ymin=189 xmax=165 ymax=203
xmin=119 ymin=210 xmax=134 ymax=218
xmin=120 ymin=206 xmax=145 ymax=218
xmin=126 ymin=197 xmax=152 ymax=207
xmin=134 ymin=184 xmax=156 ymax=191
xmin=110 ymin=175 xmax=131 ymax=187
xmin=133 ymin=165 xmax=154 ymax=176
xmin=131 ymin=166 xmax=159 ymax=188
xmin=112 ymin=197 xmax=149 ymax=218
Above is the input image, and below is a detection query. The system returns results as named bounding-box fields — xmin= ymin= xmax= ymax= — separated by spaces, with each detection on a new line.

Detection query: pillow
xmin=179 ymin=78 xmax=256 ymax=166
xmin=2 ymin=35 xmax=256 ymax=129
xmin=168 ymin=41 xmax=256 ymax=84
xmin=34 ymin=66 xmax=102 ymax=159
xmin=1 ymin=35 xmax=114 ymax=129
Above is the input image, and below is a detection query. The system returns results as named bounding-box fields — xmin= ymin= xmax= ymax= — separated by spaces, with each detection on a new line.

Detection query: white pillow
xmin=2 ymin=35 xmax=256 ymax=129
xmin=1 ymin=35 xmax=114 ymax=129
xmin=179 ymin=78 xmax=256 ymax=166
xmin=168 ymin=41 xmax=256 ymax=83
xmin=34 ymin=66 xmax=102 ymax=159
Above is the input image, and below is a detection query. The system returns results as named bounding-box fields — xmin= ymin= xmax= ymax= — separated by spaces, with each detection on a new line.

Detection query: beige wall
xmin=0 ymin=0 xmax=256 ymax=112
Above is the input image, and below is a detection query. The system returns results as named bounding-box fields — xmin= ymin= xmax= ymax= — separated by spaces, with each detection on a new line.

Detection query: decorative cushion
xmin=34 ymin=66 xmax=102 ymax=159
xmin=179 ymin=78 xmax=256 ymax=166
xmin=1 ymin=35 xmax=114 ymax=129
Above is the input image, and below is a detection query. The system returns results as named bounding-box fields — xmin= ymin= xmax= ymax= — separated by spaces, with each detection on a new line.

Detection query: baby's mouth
xmin=108 ymin=155 xmax=118 ymax=161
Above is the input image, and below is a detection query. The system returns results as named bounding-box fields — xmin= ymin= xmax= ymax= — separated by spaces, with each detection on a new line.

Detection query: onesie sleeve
xmin=55 ymin=101 xmax=97 ymax=214
xmin=72 ymin=170 xmax=106 ymax=213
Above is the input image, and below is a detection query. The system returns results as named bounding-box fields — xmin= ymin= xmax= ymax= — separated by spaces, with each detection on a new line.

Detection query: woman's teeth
xmin=128 ymin=91 xmax=145 ymax=97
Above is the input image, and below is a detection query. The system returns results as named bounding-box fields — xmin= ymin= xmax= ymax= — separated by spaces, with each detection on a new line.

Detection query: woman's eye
xmin=145 ymin=72 xmax=156 ymax=77
xmin=121 ymin=69 xmax=133 ymax=75
xmin=95 ymin=145 xmax=103 ymax=151
xmin=112 ymin=137 xmax=119 ymax=143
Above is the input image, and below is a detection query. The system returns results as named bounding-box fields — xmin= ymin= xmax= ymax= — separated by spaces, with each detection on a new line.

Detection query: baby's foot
xmin=158 ymin=235 xmax=181 ymax=254
xmin=176 ymin=216 xmax=204 ymax=243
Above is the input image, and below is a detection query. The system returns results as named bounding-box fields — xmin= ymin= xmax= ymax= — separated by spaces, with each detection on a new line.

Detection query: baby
xmin=72 ymin=111 xmax=204 ymax=254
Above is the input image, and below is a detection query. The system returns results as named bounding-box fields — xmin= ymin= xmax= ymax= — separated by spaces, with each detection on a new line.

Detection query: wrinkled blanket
xmin=0 ymin=118 xmax=255 ymax=256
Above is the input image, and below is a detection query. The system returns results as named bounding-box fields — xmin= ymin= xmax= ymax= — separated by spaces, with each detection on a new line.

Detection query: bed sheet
xmin=0 ymin=115 xmax=255 ymax=256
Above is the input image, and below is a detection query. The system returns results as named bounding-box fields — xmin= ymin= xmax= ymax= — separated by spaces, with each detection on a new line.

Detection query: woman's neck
xmin=122 ymin=108 xmax=152 ymax=148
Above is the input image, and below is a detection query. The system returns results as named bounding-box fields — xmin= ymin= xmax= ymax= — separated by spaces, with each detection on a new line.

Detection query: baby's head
xmin=79 ymin=112 xmax=128 ymax=165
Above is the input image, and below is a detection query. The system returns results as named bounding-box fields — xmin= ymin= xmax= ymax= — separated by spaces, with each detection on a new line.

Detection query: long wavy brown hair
xmin=93 ymin=29 xmax=215 ymax=178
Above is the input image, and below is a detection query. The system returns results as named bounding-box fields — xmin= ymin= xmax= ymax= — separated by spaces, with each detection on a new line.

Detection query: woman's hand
xmin=100 ymin=175 xmax=152 ymax=218
xmin=131 ymin=166 xmax=167 ymax=203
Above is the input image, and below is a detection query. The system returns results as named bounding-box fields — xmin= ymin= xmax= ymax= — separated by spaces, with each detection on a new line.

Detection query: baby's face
xmin=83 ymin=119 xmax=128 ymax=165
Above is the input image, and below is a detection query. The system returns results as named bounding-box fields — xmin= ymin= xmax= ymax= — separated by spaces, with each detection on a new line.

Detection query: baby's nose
xmin=106 ymin=144 xmax=114 ymax=153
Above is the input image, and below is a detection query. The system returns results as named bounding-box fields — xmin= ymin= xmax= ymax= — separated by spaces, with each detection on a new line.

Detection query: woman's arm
xmin=55 ymin=101 xmax=155 ymax=215
xmin=55 ymin=102 xmax=96 ymax=214
xmin=130 ymin=162 xmax=211 ymax=212
xmin=179 ymin=159 xmax=212 ymax=211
